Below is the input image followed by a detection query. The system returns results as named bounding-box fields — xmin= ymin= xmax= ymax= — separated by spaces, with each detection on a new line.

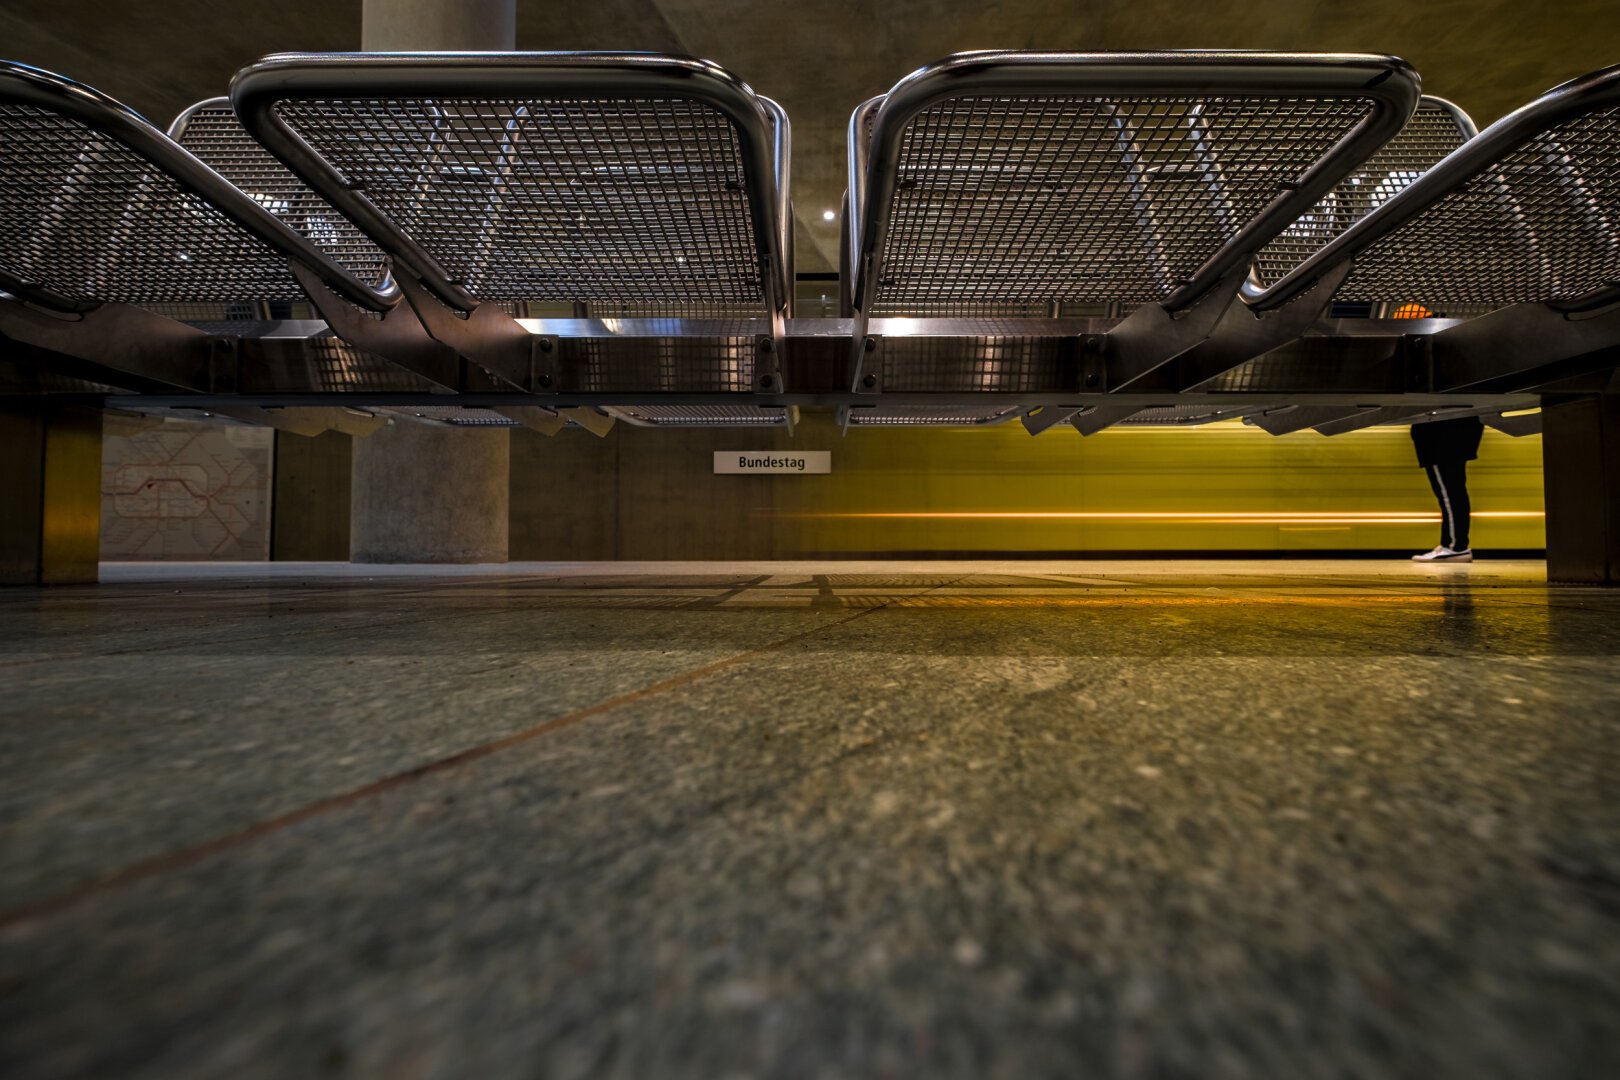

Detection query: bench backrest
xmin=1251 ymin=97 xmax=1476 ymax=303
xmin=1249 ymin=64 xmax=1620 ymax=312
xmin=0 ymin=62 xmax=392 ymax=312
xmin=169 ymin=98 xmax=388 ymax=293
xmin=847 ymin=52 xmax=1421 ymax=319
xmin=231 ymin=52 xmax=791 ymax=318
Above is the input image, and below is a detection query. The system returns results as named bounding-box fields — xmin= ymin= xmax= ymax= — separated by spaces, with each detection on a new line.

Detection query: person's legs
xmin=1437 ymin=459 xmax=1472 ymax=550
xmin=1426 ymin=464 xmax=1458 ymax=550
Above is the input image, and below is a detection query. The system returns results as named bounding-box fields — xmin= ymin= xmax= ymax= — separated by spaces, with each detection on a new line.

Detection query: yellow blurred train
xmin=776 ymin=415 xmax=1543 ymax=555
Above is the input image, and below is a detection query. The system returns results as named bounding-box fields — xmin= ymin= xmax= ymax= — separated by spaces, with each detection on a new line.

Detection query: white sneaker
xmin=1412 ymin=546 xmax=1473 ymax=563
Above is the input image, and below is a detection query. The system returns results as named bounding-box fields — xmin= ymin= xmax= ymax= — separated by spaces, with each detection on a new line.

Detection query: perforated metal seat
xmin=0 ymin=61 xmax=394 ymax=314
xmin=168 ymin=98 xmax=389 ymax=293
xmin=607 ymin=405 xmax=794 ymax=427
xmin=379 ymin=406 xmax=522 ymax=426
xmin=1248 ymin=64 xmax=1620 ymax=314
xmin=846 ymin=52 xmax=1421 ymax=321
xmin=841 ymin=405 xmax=1025 ymax=427
xmin=1252 ymin=97 xmax=1477 ymax=310
xmin=1107 ymin=405 xmax=1256 ymax=426
xmin=230 ymin=52 xmax=792 ymax=320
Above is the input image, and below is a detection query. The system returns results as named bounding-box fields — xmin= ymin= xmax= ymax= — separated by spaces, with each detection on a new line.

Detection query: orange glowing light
xmin=1391 ymin=303 xmax=1434 ymax=319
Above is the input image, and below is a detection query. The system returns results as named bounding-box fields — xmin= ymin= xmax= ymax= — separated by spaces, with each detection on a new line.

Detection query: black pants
xmin=1424 ymin=460 xmax=1471 ymax=550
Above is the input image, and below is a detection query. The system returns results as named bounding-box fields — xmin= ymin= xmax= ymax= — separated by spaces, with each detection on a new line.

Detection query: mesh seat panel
xmin=846 ymin=406 xmax=1024 ymax=425
xmin=581 ymin=299 xmax=766 ymax=317
xmin=0 ymin=104 xmax=303 ymax=305
xmin=384 ymin=406 xmax=521 ymax=426
xmin=1325 ymin=104 xmax=1620 ymax=306
xmin=1111 ymin=405 xmax=1252 ymax=425
xmin=868 ymin=95 xmax=1377 ymax=316
xmin=272 ymin=97 xmax=766 ymax=311
xmin=172 ymin=102 xmax=388 ymax=286
xmin=612 ymin=405 xmax=789 ymax=426
xmin=1254 ymin=100 xmax=1472 ymax=295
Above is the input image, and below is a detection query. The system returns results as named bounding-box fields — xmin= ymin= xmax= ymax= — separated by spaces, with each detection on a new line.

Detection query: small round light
xmin=821 ymin=209 xmax=836 ymax=221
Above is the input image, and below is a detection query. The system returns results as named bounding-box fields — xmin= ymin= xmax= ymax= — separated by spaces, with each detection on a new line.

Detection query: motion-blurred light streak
xmin=785 ymin=510 xmax=1544 ymax=525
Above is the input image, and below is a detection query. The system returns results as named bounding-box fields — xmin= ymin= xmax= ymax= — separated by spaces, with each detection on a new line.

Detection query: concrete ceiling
xmin=4 ymin=0 xmax=1617 ymax=272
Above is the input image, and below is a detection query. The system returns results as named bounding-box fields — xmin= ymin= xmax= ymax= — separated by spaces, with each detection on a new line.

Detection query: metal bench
xmin=4 ymin=53 xmax=1587 ymax=431
xmin=394 ymin=403 xmax=795 ymax=434
xmin=230 ymin=51 xmax=794 ymax=396
xmin=0 ymin=61 xmax=397 ymax=393
xmin=1251 ymin=96 xmax=1479 ymax=315
xmin=843 ymin=50 xmax=1421 ymax=427
xmin=1241 ymin=62 xmax=1620 ymax=397
xmin=1162 ymin=96 xmax=1479 ymax=401
xmin=837 ymin=405 xmax=1027 ymax=428
xmin=606 ymin=405 xmax=796 ymax=427
xmin=167 ymin=97 xmax=389 ymax=310
xmin=167 ymin=95 xmax=526 ymax=393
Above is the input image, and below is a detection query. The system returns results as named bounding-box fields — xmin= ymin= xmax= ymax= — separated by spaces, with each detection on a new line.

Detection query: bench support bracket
xmin=0 ymin=299 xmax=226 ymax=393
xmin=393 ymin=272 xmax=557 ymax=394
xmin=291 ymin=262 xmax=463 ymax=393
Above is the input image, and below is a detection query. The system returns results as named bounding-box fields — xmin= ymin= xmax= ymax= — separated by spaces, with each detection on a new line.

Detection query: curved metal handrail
xmin=167 ymin=96 xmax=227 ymax=140
xmin=230 ymin=51 xmax=791 ymax=319
xmin=1245 ymin=62 xmax=1620 ymax=313
xmin=758 ymin=94 xmax=794 ymax=292
xmin=0 ymin=61 xmax=398 ymax=313
xmin=849 ymin=50 xmax=1421 ymax=320
xmin=167 ymin=95 xmax=393 ymax=293
xmin=843 ymin=94 xmax=882 ymax=316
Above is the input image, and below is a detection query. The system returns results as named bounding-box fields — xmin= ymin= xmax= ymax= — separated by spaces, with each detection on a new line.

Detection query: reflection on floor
xmin=2 ymin=560 xmax=1616 ymax=1077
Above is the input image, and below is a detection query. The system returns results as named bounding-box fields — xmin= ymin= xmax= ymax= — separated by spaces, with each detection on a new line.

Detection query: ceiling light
xmin=821 ymin=209 xmax=836 ymax=221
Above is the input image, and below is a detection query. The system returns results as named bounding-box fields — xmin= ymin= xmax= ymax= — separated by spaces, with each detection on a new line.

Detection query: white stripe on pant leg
xmin=1431 ymin=464 xmax=1457 ymax=549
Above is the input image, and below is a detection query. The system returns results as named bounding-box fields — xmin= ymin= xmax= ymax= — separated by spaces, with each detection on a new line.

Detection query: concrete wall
xmin=352 ymin=422 xmax=509 ymax=564
xmin=510 ymin=414 xmax=1546 ymax=559
xmin=511 ymin=424 xmax=781 ymax=560
xmin=101 ymin=417 xmax=272 ymax=561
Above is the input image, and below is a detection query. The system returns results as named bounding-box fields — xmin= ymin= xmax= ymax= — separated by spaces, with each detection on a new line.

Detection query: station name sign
xmin=714 ymin=451 xmax=831 ymax=475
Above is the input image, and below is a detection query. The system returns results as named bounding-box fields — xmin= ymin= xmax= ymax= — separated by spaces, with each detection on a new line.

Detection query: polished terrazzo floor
xmin=2 ymin=560 xmax=1617 ymax=1078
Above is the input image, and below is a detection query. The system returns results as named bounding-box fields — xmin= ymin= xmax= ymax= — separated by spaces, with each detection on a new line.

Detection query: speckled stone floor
xmin=2 ymin=560 xmax=1617 ymax=1079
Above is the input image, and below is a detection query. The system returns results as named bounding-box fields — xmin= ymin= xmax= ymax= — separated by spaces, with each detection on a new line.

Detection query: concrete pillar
xmin=362 ymin=0 xmax=516 ymax=49
xmin=1 ymin=402 xmax=101 ymax=585
xmin=1542 ymin=394 xmax=1620 ymax=584
xmin=352 ymin=421 xmax=509 ymax=563
xmin=348 ymin=0 xmax=516 ymax=563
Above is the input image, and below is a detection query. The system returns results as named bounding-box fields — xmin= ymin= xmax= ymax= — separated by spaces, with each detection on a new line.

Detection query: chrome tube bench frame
xmin=842 ymin=50 xmax=1422 ymax=431
xmin=1155 ymin=95 xmax=1480 ymax=411
xmin=6 ymin=53 xmax=1614 ymax=435
xmin=1241 ymin=62 xmax=1620 ymax=398
xmin=1206 ymin=64 xmax=1620 ymax=435
xmin=166 ymin=97 xmax=392 ymax=313
xmin=166 ymin=95 xmax=491 ymax=394
xmin=0 ymin=61 xmax=398 ymax=394
xmin=1248 ymin=96 xmax=1479 ymax=313
xmin=229 ymin=51 xmax=794 ymax=399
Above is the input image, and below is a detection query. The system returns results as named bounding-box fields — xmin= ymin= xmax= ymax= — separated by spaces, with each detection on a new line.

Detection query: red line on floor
xmin=0 ymin=595 xmax=921 ymax=930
